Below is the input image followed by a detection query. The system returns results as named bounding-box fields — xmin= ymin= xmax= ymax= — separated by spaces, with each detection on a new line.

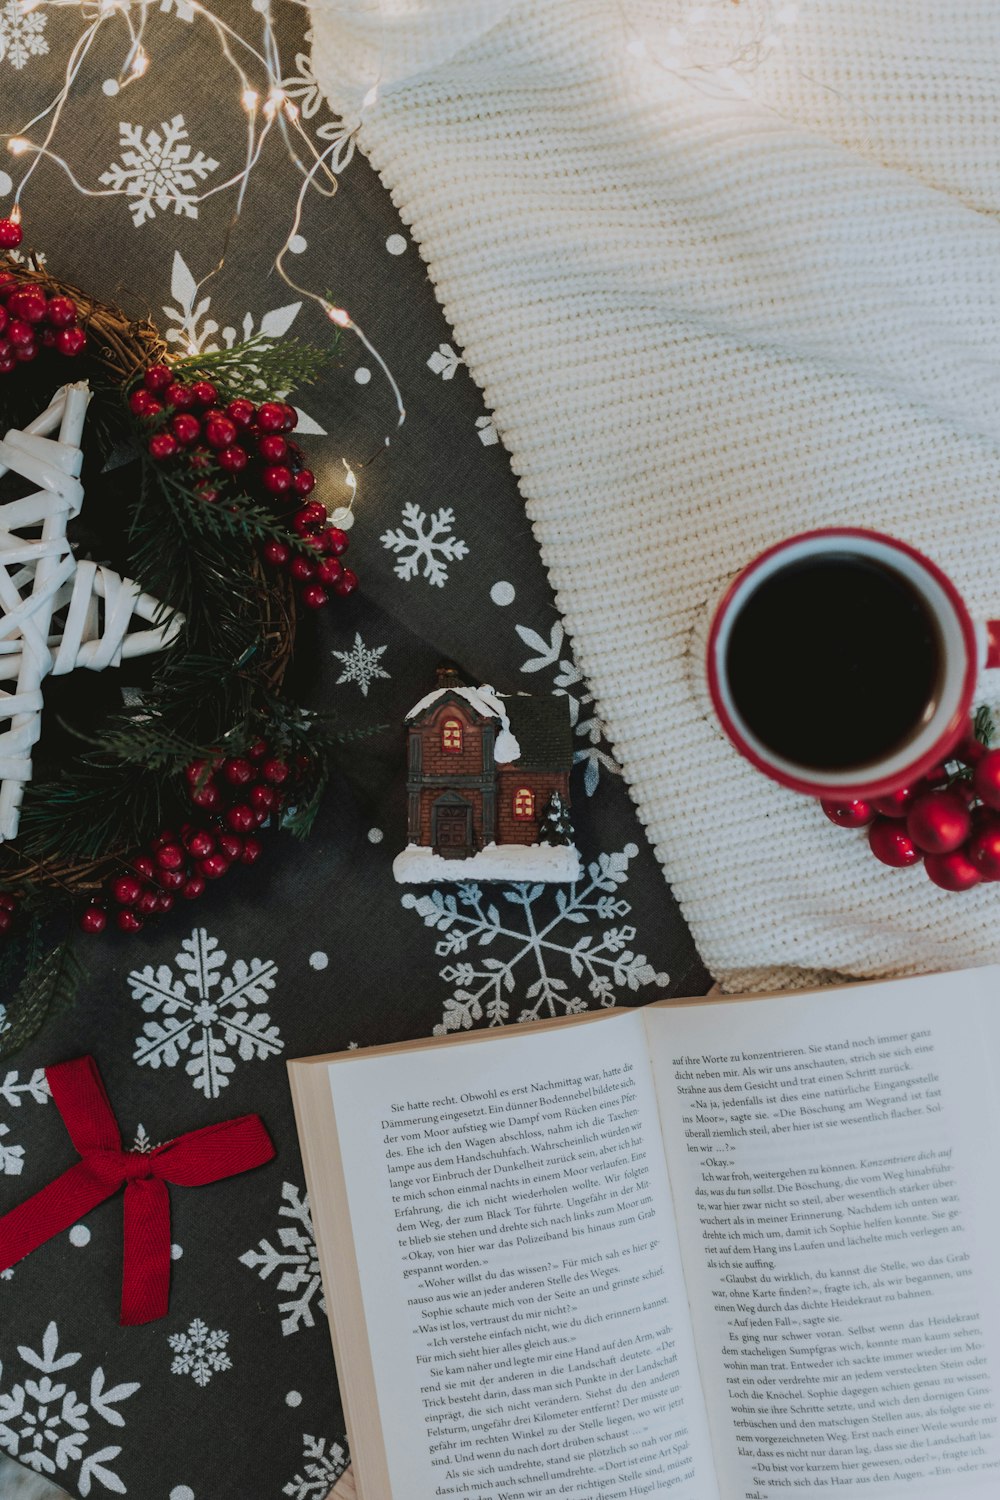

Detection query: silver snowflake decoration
xmin=515 ymin=619 xmax=620 ymax=796
xmin=0 ymin=1069 xmax=48 ymax=1178
xmin=239 ymin=1182 xmax=326 ymax=1337
xmin=401 ymin=844 xmax=668 ymax=1034
xmin=332 ymin=632 xmax=389 ymax=697
xmin=99 ymin=115 xmax=219 ymax=228
xmin=380 ymin=502 xmax=469 ymax=588
xmin=0 ymin=0 xmax=48 ymax=69
xmin=168 ymin=1319 xmax=232 ymax=1388
xmin=283 ymin=1434 xmax=348 ymax=1500
xmin=128 ymin=927 xmax=282 ymax=1100
xmin=0 ymin=1321 xmax=139 ymax=1494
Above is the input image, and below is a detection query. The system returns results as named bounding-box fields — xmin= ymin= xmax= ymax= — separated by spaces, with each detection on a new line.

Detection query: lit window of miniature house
xmin=393 ymin=666 xmax=582 ymax=884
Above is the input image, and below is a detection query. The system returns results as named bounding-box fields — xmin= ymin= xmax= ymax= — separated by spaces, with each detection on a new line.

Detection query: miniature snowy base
xmin=393 ymin=842 xmax=583 ymax=884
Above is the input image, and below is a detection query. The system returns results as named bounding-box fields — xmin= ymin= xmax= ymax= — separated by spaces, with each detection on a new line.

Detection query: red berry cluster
xmin=0 ymin=891 xmax=18 ymax=937
xmin=134 ymin=367 xmax=358 ymax=611
xmin=0 ymin=218 xmax=23 ymax=250
xmin=821 ymin=725 xmax=1000 ymax=892
xmin=79 ymin=741 xmax=294 ymax=935
xmin=0 ymin=274 xmax=87 ymax=374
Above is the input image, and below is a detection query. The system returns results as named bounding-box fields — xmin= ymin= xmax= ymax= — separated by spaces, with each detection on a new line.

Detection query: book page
xmin=645 ymin=969 xmax=1000 ymax=1500
xmin=326 ymin=1009 xmax=718 ymax=1500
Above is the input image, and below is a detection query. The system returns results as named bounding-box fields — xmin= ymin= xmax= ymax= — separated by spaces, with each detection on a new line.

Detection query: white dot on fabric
xmin=170 ymin=1488 xmax=195 ymax=1500
xmin=69 ymin=1225 xmax=91 ymax=1248
xmin=309 ymin=951 xmax=329 ymax=971
xmin=285 ymin=1390 xmax=302 ymax=1408
xmin=490 ymin=581 xmax=516 ymax=607
xmin=353 ymin=367 xmax=371 ymax=385
xmin=171 ymin=1243 xmax=183 ymax=1261
xmin=102 ymin=78 xmax=120 ymax=97
xmin=385 ymin=234 xmax=407 ymax=255
xmin=288 ymin=234 xmax=307 ymax=254
xmin=367 ymin=827 xmax=384 ymax=844
xmin=329 ymin=506 xmax=354 ymax=530
xmin=0 ymin=172 xmax=11 ymax=197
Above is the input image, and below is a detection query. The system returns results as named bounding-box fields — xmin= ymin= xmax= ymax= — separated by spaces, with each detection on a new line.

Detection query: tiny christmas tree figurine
xmin=393 ymin=666 xmax=582 ymax=883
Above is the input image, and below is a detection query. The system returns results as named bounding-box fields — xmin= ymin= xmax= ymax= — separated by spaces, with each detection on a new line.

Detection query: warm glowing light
xmin=8 ymin=138 xmax=30 ymax=156
xmin=131 ymin=47 xmax=149 ymax=78
xmin=263 ymin=88 xmax=286 ymax=120
xmin=283 ymin=100 xmax=299 ymax=123
xmin=342 ymin=459 xmax=358 ymax=498
xmin=326 ymin=304 xmax=351 ymax=328
xmin=9 ymin=204 xmax=21 ymax=225
xmin=241 ymin=88 xmax=259 ymax=112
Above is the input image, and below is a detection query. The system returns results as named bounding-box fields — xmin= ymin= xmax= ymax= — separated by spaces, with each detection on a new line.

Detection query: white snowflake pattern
xmin=0 ymin=1069 xmax=49 ymax=1177
xmin=5 ymin=246 xmax=47 ymax=268
xmin=0 ymin=1321 xmax=139 ymax=1495
xmin=475 ymin=413 xmax=500 ymax=446
xmin=515 ymin=619 xmax=621 ymax=796
xmin=401 ymin=845 xmax=668 ymax=1034
xmin=381 ymin=503 xmax=469 ymax=588
xmin=130 ymin=1124 xmax=154 ymax=1155
xmin=0 ymin=0 xmax=48 ymax=70
xmin=99 ymin=115 xmax=219 ymax=228
xmin=168 ymin=1319 xmax=232 ymax=1388
xmin=332 ymin=632 xmax=389 ymax=697
xmin=427 ymin=342 xmax=462 ymax=380
xmin=283 ymin=1434 xmax=348 ymax=1499
xmin=239 ymin=1182 xmax=326 ymax=1337
xmin=0 ymin=1002 xmax=6 ymax=1037
xmin=128 ymin=927 xmax=282 ymax=1100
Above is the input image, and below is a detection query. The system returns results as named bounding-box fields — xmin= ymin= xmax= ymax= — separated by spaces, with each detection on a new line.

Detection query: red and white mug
xmin=706 ymin=527 xmax=1000 ymax=801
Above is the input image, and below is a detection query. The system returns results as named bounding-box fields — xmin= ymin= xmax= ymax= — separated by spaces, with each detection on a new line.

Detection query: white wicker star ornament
xmin=0 ymin=381 xmax=183 ymax=841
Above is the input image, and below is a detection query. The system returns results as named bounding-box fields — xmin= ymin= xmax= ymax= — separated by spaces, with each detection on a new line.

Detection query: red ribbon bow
xmin=0 ymin=1056 xmax=275 ymax=1325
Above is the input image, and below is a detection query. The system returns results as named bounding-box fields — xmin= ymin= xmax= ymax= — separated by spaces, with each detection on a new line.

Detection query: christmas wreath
xmin=0 ymin=233 xmax=359 ymax=1058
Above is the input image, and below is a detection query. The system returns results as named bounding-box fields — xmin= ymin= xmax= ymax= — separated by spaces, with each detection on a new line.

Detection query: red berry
xmin=241 ymin=837 xmax=263 ymax=865
xmin=129 ymin=389 xmax=161 ymax=418
xmin=200 ymin=854 xmax=231 ymax=880
xmin=164 ymin=381 xmax=196 ymax=410
xmin=137 ymin=890 xmax=159 ymax=916
xmin=56 ymin=326 xmax=86 ymax=357
xmin=14 ymin=340 xmax=38 ymax=363
xmin=262 ymin=464 xmax=293 ymax=495
xmin=226 ymin=804 xmax=255 ymax=833
xmin=0 ymin=348 xmax=13 ymax=376
xmin=280 ymin=404 xmax=298 ymax=431
xmin=0 ymin=218 xmax=24 ymax=249
xmin=258 ymin=434 xmax=288 ymax=463
xmin=204 ymin=416 xmax=238 ymax=449
xmin=0 ymin=306 xmax=6 ymax=336
xmin=966 ymin=819 xmax=1000 ymax=880
xmin=263 ymin=540 xmax=290 ymax=568
xmin=257 ymin=402 xmax=286 ymax=433
xmin=171 ymin=412 xmax=202 ymax=446
xmin=40 ymin=327 xmax=58 ymax=349
xmin=289 ymin=556 xmax=314 ymax=582
xmin=190 ymin=380 xmax=218 ymax=407
xmin=294 ymin=501 xmax=326 ymax=534
xmin=112 ymin=875 xmax=143 ymax=906
xmin=293 ymin=468 xmax=315 ymax=498
xmin=195 ymin=485 xmax=219 ymax=504
xmin=323 ymin=527 xmax=349 ymax=557
xmin=156 ymin=843 xmax=185 ymax=871
xmin=956 ymin=732 xmax=987 ymax=765
xmin=217 ymin=444 xmax=248 ymax=473
xmin=301 ymin=584 xmax=329 ymax=610
xmin=315 ymin=558 xmax=343 ymax=587
xmin=117 ymin=909 xmax=144 ymax=933
xmin=182 ymin=876 xmax=206 ymax=900
xmin=185 ymin=757 xmax=212 ymax=784
xmin=190 ymin=781 xmax=221 ymax=811
xmin=973 ymin=749 xmax=1000 ymax=810
xmin=262 ymin=757 xmax=289 ymax=785
xmin=185 ymin=830 xmax=215 ymax=859
xmin=821 ymin=798 xmax=874 ymax=829
xmin=223 ymin=756 xmax=254 ymax=786
xmin=144 ymin=364 xmax=172 ymax=392
xmin=871 ymin=786 xmax=915 ymax=819
xmin=925 ymin=850 xmax=981 ymax=891
xmin=226 ymin=398 xmax=256 ymax=427
xmin=905 ymin=790 xmax=971 ymax=855
xmin=249 ymin=738 xmax=268 ymax=759
xmin=333 ymin=567 xmax=359 ymax=597
xmin=868 ymin=818 xmax=921 ymax=868
xmin=79 ymin=906 xmax=107 ymax=935
xmin=0 ymin=893 xmax=16 ymax=912
xmin=132 ymin=855 xmax=156 ymax=881
xmin=44 ymin=295 xmax=77 ymax=328
xmin=0 ymin=910 xmax=14 ymax=936
xmin=250 ymin=784 xmax=276 ymax=813
xmin=8 ymin=287 xmax=45 ymax=322
xmin=159 ymin=868 xmax=185 ymax=891
xmin=218 ymin=833 xmax=243 ymax=861
xmin=149 ymin=433 xmax=179 ymax=461
xmin=7 ymin=318 xmax=32 ymax=347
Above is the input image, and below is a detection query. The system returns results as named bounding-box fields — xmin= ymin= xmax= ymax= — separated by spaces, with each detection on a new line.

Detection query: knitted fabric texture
xmin=310 ymin=0 xmax=1000 ymax=991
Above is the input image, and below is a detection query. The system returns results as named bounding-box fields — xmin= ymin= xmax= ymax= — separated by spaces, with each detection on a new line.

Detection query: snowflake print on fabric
xmin=128 ymin=927 xmax=282 ymax=1100
xmin=381 ymin=503 xmax=469 ymax=588
xmin=515 ymin=619 xmax=621 ymax=796
xmin=238 ymin=1182 xmax=326 ymax=1337
xmin=282 ymin=1434 xmax=348 ymax=1499
xmin=401 ymin=845 xmax=668 ymax=1034
xmin=0 ymin=1321 xmax=139 ymax=1495
xmin=332 ymin=632 xmax=389 ymax=697
xmin=475 ymin=414 xmax=500 ymax=446
xmin=0 ymin=1069 xmax=48 ymax=1178
xmin=0 ymin=0 xmax=48 ymax=70
xmin=427 ymin=342 xmax=462 ymax=380
xmin=99 ymin=116 xmax=219 ymax=228
xmin=168 ymin=1320 xmax=232 ymax=1388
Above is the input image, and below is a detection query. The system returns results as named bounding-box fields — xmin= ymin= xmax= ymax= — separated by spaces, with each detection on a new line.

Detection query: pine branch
xmin=975 ymin=705 xmax=995 ymax=747
xmin=165 ymin=335 xmax=335 ymax=403
xmin=0 ymin=931 xmax=84 ymax=1063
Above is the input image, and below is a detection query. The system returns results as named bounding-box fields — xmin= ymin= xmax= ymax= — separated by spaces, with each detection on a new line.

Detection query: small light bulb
xmin=241 ymin=88 xmax=259 ymax=112
xmin=283 ymin=99 xmax=299 ymax=122
xmin=326 ymin=304 xmax=350 ymax=328
xmin=263 ymin=87 xmax=285 ymax=119
xmin=9 ymin=203 xmax=21 ymax=224
xmin=362 ymin=85 xmax=379 ymax=108
xmin=8 ymin=138 xmax=30 ymax=156
xmin=131 ymin=47 xmax=149 ymax=77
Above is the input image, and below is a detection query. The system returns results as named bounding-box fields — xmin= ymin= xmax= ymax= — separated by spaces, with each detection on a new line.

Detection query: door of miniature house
xmin=432 ymin=792 xmax=474 ymax=858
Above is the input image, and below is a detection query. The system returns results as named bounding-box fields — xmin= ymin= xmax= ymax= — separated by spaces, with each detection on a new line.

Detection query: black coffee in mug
xmin=724 ymin=553 xmax=943 ymax=771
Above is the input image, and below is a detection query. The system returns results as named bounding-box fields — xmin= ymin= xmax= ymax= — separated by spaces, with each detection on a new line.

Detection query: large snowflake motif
xmin=0 ymin=1069 xmax=48 ymax=1178
xmin=401 ymin=844 xmax=668 ymax=1034
xmin=99 ymin=115 xmax=219 ymax=228
xmin=168 ymin=1319 xmax=232 ymax=1388
xmin=0 ymin=1322 xmax=139 ymax=1494
xmin=515 ymin=619 xmax=621 ymax=796
xmin=0 ymin=0 xmax=48 ymax=69
xmin=332 ymin=632 xmax=389 ymax=697
xmin=128 ymin=927 xmax=282 ymax=1100
xmin=283 ymin=1434 xmax=348 ymax=1500
xmin=381 ymin=502 xmax=469 ymax=588
xmin=239 ymin=1182 xmax=326 ymax=1337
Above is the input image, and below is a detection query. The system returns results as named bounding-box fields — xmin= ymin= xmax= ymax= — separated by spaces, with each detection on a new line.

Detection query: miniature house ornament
xmin=393 ymin=666 xmax=582 ymax=883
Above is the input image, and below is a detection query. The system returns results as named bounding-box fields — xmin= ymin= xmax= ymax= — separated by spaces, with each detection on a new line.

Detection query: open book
xmin=288 ymin=967 xmax=1000 ymax=1500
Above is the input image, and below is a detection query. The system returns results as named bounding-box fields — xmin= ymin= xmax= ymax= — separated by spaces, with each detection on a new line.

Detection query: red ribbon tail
xmin=0 ymin=1161 xmax=114 ymax=1276
xmin=121 ymin=1177 xmax=171 ymax=1326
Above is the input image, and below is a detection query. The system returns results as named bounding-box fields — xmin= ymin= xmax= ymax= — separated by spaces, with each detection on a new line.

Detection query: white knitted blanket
xmin=310 ymin=0 xmax=1000 ymax=991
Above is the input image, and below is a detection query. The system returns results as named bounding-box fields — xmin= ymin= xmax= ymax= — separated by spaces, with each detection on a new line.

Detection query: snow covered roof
xmin=405 ymin=680 xmax=573 ymax=771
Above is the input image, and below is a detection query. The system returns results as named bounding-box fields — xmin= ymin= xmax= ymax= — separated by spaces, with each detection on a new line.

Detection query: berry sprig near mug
xmin=821 ymin=708 xmax=1000 ymax=891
